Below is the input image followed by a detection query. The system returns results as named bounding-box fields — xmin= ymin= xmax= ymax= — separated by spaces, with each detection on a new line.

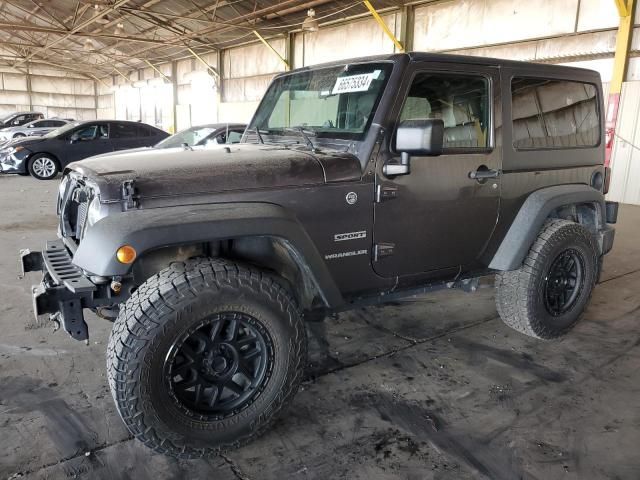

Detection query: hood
xmin=68 ymin=143 xmax=362 ymax=201
xmin=4 ymin=136 xmax=44 ymax=148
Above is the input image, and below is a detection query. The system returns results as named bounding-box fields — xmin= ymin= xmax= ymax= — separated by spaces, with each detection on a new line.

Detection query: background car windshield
xmin=156 ymin=126 xmax=217 ymax=148
xmin=249 ymin=63 xmax=392 ymax=140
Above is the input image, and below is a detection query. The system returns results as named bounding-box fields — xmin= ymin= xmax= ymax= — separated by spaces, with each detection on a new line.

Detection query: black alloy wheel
xmin=165 ymin=312 xmax=273 ymax=419
xmin=544 ymin=248 xmax=585 ymax=316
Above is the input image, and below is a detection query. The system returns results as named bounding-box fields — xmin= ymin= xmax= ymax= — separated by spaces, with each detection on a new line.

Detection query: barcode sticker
xmin=332 ymin=73 xmax=376 ymax=94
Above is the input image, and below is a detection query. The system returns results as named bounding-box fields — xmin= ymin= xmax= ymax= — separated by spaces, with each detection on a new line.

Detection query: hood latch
xmin=121 ymin=179 xmax=138 ymax=211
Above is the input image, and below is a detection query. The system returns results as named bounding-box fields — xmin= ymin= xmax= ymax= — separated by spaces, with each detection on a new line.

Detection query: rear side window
xmin=110 ymin=123 xmax=139 ymax=138
xmin=400 ymin=72 xmax=491 ymax=151
xmin=136 ymin=125 xmax=153 ymax=137
xmin=511 ymin=78 xmax=599 ymax=150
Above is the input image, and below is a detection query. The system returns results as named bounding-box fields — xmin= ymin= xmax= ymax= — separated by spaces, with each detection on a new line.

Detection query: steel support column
xmin=606 ymin=0 xmax=636 ymax=166
xmin=171 ymin=61 xmax=178 ymax=133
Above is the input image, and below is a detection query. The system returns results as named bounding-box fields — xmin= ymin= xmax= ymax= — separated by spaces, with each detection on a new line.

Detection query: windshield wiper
xmin=284 ymin=126 xmax=317 ymax=152
xmin=248 ymin=126 xmax=264 ymax=144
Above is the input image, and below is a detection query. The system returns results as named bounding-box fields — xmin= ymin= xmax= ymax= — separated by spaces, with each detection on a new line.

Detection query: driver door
xmin=63 ymin=123 xmax=112 ymax=163
xmin=373 ymin=63 xmax=501 ymax=278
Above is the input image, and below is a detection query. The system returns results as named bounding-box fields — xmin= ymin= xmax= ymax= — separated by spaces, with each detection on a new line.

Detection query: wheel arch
xmin=489 ymin=184 xmax=606 ymax=271
xmin=73 ymin=202 xmax=343 ymax=308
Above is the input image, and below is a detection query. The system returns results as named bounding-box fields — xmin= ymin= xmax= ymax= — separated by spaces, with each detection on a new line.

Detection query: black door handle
xmin=469 ymin=168 xmax=501 ymax=180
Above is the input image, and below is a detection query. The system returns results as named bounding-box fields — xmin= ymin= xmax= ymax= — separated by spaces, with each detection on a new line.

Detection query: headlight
xmin=86 ymin=196 xmax=105 ymax=229
xmin=56 ymin=176 xmax=70 ymax=214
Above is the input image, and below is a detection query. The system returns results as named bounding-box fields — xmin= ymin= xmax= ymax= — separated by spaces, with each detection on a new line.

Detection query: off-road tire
xmin=106 ymin=258 xmax=306 ymax=458
xmin=495 ymin=219 xmax=598 ymax=339
xmin=27 ymin=153 xmax=60 ymax=180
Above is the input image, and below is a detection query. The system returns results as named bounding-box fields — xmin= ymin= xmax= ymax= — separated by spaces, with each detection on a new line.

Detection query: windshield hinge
xmin=121 ymin=179 xmax=138 ymax=211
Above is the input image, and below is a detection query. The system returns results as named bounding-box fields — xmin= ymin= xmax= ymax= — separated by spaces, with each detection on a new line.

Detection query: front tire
xmin=106 ymin=258 xmax=306 ymax=458
xmin=13 ymin=133 xmax=25 ymax=138
xmin=495 ymin=219 xmax=598 ymax=339
xmin=28 ymin=153 xmax=59 ymax=180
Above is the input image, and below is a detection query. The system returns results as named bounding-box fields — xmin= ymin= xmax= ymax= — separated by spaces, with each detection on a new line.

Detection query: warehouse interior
xmin=1 ymin=1 xmax=640 ymax=479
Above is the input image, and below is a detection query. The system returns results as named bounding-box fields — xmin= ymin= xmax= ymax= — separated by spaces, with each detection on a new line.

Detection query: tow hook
xmin=50 ymin=312 xmax=61 ymax=332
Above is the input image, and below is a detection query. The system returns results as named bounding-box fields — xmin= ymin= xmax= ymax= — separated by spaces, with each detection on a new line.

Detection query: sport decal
xmin=334 ymin=231 xmax=367 ymax=242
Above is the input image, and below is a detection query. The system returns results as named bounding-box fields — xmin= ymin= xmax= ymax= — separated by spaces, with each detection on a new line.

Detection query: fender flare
xmin=489 ymin=184 xmax=606 ymax=271
xmin=73 ymin=202 xmax=343 ymax=307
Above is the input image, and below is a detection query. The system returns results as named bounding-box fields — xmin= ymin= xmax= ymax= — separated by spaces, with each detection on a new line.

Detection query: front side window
xmin=511 ymin=78 xmax=599 ymax=149
xmin=399 ymin=72 xmax=490 ymax=151
xmin=249 ymin=63 xmax=392 ymax=141
xmin=72 ymin=124 xmax=108 ymax=140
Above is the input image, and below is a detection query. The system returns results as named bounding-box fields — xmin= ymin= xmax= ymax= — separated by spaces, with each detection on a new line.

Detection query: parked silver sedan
xmin=0 ymin=118 xmax=70 ymax=145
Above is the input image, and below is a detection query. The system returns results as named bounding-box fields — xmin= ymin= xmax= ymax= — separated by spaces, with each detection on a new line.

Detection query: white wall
xmin=0 ymin=66 xmax=96 ymax=120
xmin=607 ymin=81 xmax=640 ymax=205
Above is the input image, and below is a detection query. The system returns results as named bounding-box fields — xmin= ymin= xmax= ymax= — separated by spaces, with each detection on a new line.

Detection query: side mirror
xmin=69 ymin=134 xmax=80 ymax=144
xmin=385 ymin=119 xmax=444 ymax=176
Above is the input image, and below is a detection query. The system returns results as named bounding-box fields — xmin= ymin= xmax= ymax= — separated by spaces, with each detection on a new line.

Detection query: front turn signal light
xmin=116 ymin=245 xmax=137 ymax=264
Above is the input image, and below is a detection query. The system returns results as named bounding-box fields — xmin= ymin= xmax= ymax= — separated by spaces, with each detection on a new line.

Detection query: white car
xmin=0 ymin=118 xmax=70 ymax=146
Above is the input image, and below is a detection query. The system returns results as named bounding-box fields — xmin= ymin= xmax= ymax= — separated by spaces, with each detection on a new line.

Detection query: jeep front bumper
xmin=21 ymin=239 xmax=101 ymax=341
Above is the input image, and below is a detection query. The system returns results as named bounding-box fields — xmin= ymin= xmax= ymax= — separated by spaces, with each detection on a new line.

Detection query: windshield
xmin=249 ymin=62 xmax=392 ymax=141
xmin=44 ymin=121 xmax=81 ymax=139
xmin=155 ymin=126 xmax=222 ymax=148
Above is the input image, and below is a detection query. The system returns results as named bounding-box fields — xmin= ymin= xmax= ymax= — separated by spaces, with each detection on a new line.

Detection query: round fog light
xmin=116 ymin=245 xmax=137 ymax=264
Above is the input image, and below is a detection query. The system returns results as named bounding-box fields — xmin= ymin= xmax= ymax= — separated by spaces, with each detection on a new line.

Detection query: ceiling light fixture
xmin=301 ymin=8 xmax=319 ymax=33
xmin=83 ymin=38 xmax=93 ymax=51
xmin=114 ymin=23 xmax=124 ymax=35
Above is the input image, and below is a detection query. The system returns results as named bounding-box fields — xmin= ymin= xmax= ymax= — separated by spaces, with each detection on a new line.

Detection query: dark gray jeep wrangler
xmin=21 ymin=53 xmax=618 ymax=457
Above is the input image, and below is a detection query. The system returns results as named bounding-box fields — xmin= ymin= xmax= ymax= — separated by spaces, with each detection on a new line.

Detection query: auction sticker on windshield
xmin=332 ymin=72 xmax=377 ymax=94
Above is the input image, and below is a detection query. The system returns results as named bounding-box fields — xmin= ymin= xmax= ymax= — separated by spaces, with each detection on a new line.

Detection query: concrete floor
xmin=1 ymin=174 xmax=640 ymax=480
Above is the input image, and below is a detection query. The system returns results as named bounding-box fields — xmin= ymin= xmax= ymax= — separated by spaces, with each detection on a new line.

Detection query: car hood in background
xmin=68 ymin=143 xmax=362 ymax=201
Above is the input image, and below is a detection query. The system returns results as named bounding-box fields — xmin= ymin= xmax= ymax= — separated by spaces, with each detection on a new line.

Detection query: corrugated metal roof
xmin=0 ymin=0 xmax=403 ymax=80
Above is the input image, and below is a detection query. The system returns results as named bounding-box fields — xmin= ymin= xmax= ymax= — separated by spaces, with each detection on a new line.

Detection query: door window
xmin=110 ymin=123 xmax=139 ymax=138
xmin=511 ymin=78 xmax=599 ymax=149
xmin=227 ymin=130 xmax=243 ymax=143
xmin=72 ymin=124 xmax=108 ymax=141
xmin=399 ymin=72 xmax=490 ymax=151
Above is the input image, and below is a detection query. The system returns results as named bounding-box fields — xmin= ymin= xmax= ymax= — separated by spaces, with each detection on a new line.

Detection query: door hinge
xmin=376 ymin=184 xmax=398 ymax=203
xmin=374 ymin=242 xmax=395 ymax=261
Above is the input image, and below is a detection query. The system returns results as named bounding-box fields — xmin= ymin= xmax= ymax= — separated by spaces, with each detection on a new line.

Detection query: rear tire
xmin=495 ymin=219 xmax=598 ymax=339
xmin=28 ymin=153 xmax=59 ymax=180
xmin=106 ymin=258 xmax=306 ymax=458
xmin=13 ymin=133 xmax=25 ymax=138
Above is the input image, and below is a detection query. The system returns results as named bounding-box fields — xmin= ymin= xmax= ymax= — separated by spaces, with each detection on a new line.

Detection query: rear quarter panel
xmin=483 ymin=65 xmax=605 ymax=264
